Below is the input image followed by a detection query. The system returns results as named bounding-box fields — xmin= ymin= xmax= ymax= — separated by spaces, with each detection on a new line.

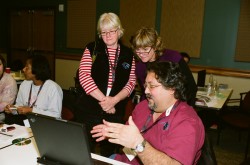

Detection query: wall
xmin=0 ymin=0 xmax=249 ymax=98
xmin=192 ymin=73 xmax=249 ymax=99
xmin=0 ymin=0 xmax=249 ymax=71
xmin=191 ymin=0 xmax=249 ymax=70
xmin=55 ymin=59 xmax=249 ymax=100
xmin=55 ymin=59 xmax=79 ymax=89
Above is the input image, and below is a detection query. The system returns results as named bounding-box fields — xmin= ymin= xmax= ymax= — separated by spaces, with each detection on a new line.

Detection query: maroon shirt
xmin=115 ymin=100 xmax=205 ymax=165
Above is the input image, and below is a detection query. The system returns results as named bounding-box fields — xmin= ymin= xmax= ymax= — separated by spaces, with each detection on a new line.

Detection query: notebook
xmin=27 ymin=113 xmax=111 ymax=165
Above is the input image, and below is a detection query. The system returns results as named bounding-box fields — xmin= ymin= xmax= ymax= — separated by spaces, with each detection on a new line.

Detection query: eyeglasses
xmin=135 ymin=47 xmax=152 ymax=55
xmin=144 ymin=83 xmax=162 ymax=90
xmin=100 ymin=29 xmax=118 ymax=36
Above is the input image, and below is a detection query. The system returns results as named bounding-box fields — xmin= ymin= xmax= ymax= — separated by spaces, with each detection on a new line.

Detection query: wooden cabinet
xmin=9 ymin=9 xmax=55 ymax=79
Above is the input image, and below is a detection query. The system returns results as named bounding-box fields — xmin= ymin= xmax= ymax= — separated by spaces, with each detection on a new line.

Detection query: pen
xmin=0 ymin=132 xmax=13 ymax=137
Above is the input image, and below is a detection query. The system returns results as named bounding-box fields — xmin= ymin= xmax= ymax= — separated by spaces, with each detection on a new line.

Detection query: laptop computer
xmin=27 ymin=113 xmax=111 ymax=165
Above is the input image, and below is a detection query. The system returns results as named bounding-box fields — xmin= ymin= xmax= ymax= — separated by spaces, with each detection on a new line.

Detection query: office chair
xmin=217 ymin=91 xmax=250 ymax=160
xmin=197 ymin=70 xmax=206 ymax=87
xmin=61 ymin=106 xmax=74 ymax=121
xmin=197 ymin=133 xmax=217 ymax=165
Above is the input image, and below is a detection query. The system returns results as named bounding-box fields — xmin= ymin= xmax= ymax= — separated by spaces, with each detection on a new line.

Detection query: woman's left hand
xmin=99 ymin=96 xmax=119 ymax=112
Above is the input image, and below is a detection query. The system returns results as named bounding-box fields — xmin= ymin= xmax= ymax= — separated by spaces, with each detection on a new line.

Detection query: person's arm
xmin=0 ymin=75 xmax=17 ymax=112
xmin=5 ymin=80 xmax=29 ymax=114
xmin=137 ymin=142 xmax=182 ymax=165
xmin=78 ymin=48 xmax=106 ymax=102
xmin=100 ymin=117 xmax=182 ymax=165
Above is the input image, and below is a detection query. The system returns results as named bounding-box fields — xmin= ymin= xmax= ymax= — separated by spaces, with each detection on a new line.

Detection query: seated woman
xmin=0 ymin=55 xmax=18 ymax=122
xmin=4 ymin=54 xmax=63 ymax=125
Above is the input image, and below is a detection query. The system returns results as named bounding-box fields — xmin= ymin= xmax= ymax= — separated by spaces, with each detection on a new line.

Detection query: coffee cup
xmin=5 ymin=67 xmax=11 ymax=74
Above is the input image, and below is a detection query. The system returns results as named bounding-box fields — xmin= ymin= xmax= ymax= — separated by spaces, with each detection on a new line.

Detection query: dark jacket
xmin=135 ymin=49 xmax=197 ymax=107
xmin=80 ymin=39 xmax=134 ymax=121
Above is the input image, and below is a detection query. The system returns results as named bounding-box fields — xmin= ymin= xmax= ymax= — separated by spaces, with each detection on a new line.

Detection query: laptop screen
xmin=27 ymin=113 xmax=94 ymax=165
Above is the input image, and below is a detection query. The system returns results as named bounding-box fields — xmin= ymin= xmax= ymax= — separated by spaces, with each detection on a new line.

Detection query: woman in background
xmin=0 ymin=55 xmax=17 ymax=122
xmin=4 ymin=54 xmax=63 ymax=125
xmin=131 ymin=27 xmax=197 ymax=107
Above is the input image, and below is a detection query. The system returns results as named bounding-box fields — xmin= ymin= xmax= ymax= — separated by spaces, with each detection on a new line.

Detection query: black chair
xmin=217 ymin=91 xmax=250 ymax=160
xmin=197 ymin=133 xmax=217 ymax=165
xmin=61 ymin=106 xmax=74 ymax=121
xmin=197 ymin=69 xmax=206 ymax=87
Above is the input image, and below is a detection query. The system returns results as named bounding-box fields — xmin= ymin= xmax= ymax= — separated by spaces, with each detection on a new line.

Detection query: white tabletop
xmin=0 ymin=125 xmax=129 ymax=165
xmin=196 ymin=88 xmax=233 ymax=110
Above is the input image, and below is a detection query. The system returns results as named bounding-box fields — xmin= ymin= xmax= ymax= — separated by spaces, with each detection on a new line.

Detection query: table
xmin=195 ymin=88 xmax=233 ymax=129
xmin=0 ymin=124 xmax=129 ymax=165
xmin=195 ymin=88 xmax=233 ymax=110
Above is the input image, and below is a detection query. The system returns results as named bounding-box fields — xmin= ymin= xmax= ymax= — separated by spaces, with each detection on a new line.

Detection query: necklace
xmin=28 ymin=81 xmax=45 ymax=108
xmin=105 ymin=45 xmax=119 ymax=84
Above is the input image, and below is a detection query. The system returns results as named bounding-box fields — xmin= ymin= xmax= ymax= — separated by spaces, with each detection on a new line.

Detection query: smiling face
xmin=97 ymin=13 xmax=124 ymax=49
xmin=145 ymin=71 xmax=176 ymax=113
xmin=23 ymin=59 xmax=35 ymax=81
xmin=100 ymin=27 xmax=120 ymax=48
xmin=135 ymin=47 xmax=156 ymax=62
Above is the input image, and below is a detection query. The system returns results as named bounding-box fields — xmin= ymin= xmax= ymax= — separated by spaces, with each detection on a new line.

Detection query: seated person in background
xmin=4 ymin=54 xmax=63 ymax=125
xmin=91 ymin=61 xmax=205 ymax=165
xmin=180 ymin=52 xmax=191 ymax=63
xmin=0 ymin=55 xmax=18 ymax=122
xmin=131 ymin=27 xmax=197 ymax=107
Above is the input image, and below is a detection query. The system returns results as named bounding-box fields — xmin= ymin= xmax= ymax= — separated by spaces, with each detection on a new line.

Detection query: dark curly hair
xmin=146 ymin=61 xmax=187 ymax=101
xmin=27 ymin=54 xmax=51 ymax=81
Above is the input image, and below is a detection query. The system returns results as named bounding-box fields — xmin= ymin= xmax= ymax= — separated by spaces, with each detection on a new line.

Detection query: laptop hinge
xmin=37 ymin=156 xmax=68 ymax=165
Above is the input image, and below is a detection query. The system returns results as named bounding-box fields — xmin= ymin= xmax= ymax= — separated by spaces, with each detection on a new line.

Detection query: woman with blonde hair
xmin=131 ymin=27 xmax=197 ymax=106
xmin=78 ymin=12 xmax=136 ymax=156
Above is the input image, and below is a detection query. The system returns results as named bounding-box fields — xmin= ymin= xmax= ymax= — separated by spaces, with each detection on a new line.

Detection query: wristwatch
xmin=134 ymin=139 xmax=147 ymax=153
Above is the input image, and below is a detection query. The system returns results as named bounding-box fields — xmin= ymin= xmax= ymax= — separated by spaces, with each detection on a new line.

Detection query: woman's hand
xmin=106 ymin=107 xmax=116 ymax=114
xmin=99 ymin=96 xmax=119 ymax=112
xmin=4 ymin=105 xmax=14 ymax=114
xmin=17 ymin=106 xmax=32 ymax=114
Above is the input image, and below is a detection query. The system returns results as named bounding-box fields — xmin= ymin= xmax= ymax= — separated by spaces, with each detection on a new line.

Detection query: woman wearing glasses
xmin=131 ymin=27 xmax=197 ymax=107
xmin=78 ymin=12 xmax=136 ymax=157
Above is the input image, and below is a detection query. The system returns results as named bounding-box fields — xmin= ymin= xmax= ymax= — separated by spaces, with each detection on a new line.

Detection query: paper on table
xmin=0 ymin=124 xmax=32 ymax=148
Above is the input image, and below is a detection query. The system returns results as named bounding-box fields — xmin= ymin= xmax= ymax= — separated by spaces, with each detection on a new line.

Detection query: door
xmin=9 ymin=9 xmax=55 ymax=79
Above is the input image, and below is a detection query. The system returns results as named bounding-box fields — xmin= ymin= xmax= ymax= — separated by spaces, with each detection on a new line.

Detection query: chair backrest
xmin=197 ymin=133 xmax=217 ymax=165
xmin=197 ymin=70 xmax=206 ymax=87
xmin=61 ymin=106 xmax=74 ymax=121
xmin=241 ymin=91 xmax=250 ymax=114
xmin=74 ymin=68 xmax=81 ymax=88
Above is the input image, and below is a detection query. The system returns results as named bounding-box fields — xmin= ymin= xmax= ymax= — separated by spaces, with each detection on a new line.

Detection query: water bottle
xmin=207 ymin=83 xmax=212 ymax=96
xmin=209 ymin=74 xmax=213 ymax=87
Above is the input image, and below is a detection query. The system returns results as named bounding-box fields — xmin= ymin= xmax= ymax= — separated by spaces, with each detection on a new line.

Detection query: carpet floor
xmin=207 ymin=128 xmax=249 ymax=165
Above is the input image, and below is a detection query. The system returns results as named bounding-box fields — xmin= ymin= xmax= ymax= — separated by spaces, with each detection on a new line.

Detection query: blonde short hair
xmin=131 ymin=27 xmax=164 ymax=56
xmin=97 ymin=12 xmax=124 ymax=38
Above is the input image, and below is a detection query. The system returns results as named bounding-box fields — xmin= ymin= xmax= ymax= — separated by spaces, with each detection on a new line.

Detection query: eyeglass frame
xmin=99 ymin=29 xmax=119 ymax=37
xmin=144 ymin=83 xmax=162 ymax=90
xmin=135 ymin=47 xmax=152 ymax=55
